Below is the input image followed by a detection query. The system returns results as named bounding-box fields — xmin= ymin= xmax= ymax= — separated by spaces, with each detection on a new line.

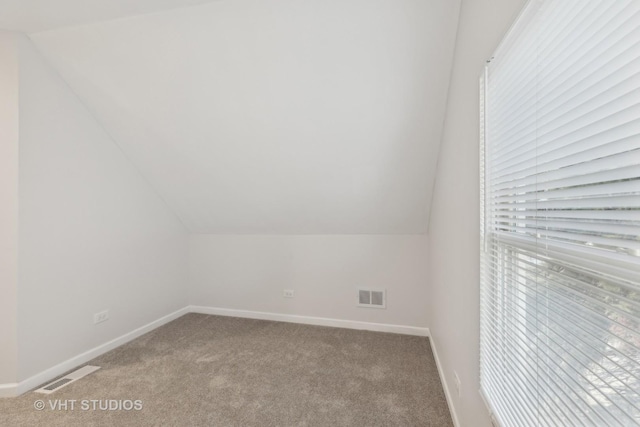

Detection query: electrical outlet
xmin=283 ymin=289 xmax=294 ymax=298
xmin=453 ymin=371 xmax=462 ymax=397
xmin=94 ymin=310 xmax=109 ymax=324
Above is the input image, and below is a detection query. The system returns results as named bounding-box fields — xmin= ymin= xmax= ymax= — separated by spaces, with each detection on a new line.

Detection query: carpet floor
xmin=0 ymin=313 xmax=453 ymax=426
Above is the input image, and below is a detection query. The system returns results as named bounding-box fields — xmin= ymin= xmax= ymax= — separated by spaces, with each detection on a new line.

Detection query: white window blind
xmin=480 ymin=0 xmax=640 ymax=426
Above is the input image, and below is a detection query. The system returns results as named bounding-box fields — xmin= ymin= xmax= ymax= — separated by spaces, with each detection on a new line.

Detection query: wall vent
xmin=357 ymin=288 xmax=386 ymax=309
xmin=35 ymin=365 xmax=100 ymax=394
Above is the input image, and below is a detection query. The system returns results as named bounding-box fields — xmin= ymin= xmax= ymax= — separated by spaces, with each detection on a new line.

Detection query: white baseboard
xmin=0 ymin=383 xmax=19 ymax=398
xmin=189 ymin=305 xmax=430 ymax=337
xmin=430 ymin=335 xmax=460 ymax=427
xmin=1 ymin=305 xmax=429 ymax=398
xmin=0 ymin=306 xmax=189 ymax=398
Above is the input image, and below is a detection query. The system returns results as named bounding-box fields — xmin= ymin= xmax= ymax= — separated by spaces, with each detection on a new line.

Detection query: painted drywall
xmin=15 ymin=34 xmax=189 ymax=380
xmin=0 ymin=0 xmax=222 ymax=33
xmin=31 ymin=0 xmax=461 ymax=234
xmin=189 ymin=235 xmax=428 ymax=328
xmin=0 ymin=31 xmax=19 ymax=385
xmin=427 ymin=0 xmax=527 ymax=426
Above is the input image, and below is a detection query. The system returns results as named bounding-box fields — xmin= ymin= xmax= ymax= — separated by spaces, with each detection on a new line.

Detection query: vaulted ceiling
xmin=6 ymin=0 xmax=460 ymax=233
xmin=0 ymin=0 xmax=221 ymax=33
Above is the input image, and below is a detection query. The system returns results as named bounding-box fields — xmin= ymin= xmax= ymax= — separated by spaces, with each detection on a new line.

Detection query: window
xmin=479 ymin=1 xmax=640 ymax=426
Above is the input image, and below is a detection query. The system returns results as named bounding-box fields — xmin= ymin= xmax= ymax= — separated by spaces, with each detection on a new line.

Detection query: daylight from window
xmin=480 ymin=0 xmax=640 ymax=426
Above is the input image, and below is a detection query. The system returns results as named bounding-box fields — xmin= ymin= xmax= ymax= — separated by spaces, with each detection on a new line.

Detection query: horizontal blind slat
xmin=481 ymin=1 xmax=640 ymax=425
xmin=481 ymin=290 xmax=631 ymax=425
xmin=494 ymin=164 xmax=640 ymax=197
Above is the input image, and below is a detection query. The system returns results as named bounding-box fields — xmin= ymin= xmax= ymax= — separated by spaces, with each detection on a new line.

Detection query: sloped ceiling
xmin=0 ymin=0 xmax=221 ymax=33
xmin=28 ymin=0 xmax=460 ymax=233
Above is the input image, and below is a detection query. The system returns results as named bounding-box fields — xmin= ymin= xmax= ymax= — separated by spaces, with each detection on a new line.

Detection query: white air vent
xmin=357 ymin=288 xmax=386 ymax=309
xmin=35 ymin=365 xmax=100 ymax=394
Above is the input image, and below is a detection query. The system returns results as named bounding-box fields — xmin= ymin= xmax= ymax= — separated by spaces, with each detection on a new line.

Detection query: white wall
xmin=0 ymin=0 xmax=223 ymax=33
xmin=427 ymin=0 xmax=526 ymax=426
xmin=0 ymin=31 xmax=19 ymax=386
xmin=15 ymin=34 xmax=189 ymax=380
xmin=190 ymin=235 xmax=428 ymax=328
xmin=31 ymin=0 xmax=461 ymax=234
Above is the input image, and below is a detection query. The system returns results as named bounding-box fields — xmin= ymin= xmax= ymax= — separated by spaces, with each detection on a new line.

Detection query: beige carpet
xmin=0 ymin=314 xmax=453 ymax=426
